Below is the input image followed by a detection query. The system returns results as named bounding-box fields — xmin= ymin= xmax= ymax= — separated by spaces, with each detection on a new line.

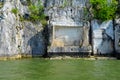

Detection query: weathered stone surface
xmin=91 ymin=20 xmax=114 ymax=54
xmin=0 ymin=0 xmax=119 ymax=57
xmin=45 ymin=0 xmax=89 ymax=27
xmin=21 ymin=22 xmax=45 ymax=56
xmin=46 ymin=0 xmax=91 ymax=53
xmin=0 ymin=1 xmax=18 ymax=56
xmin=48 ymin=46 xmax=91 ymax=53
xmin=115 ymin=25 xmax=120 ymax=53
xmin=53 ymin=26 xmax=84 ymax=46
xmin=0 ymin=0 xmax=45 ymax=57
xmin=115 ymin=19 xmax=120 ymax=53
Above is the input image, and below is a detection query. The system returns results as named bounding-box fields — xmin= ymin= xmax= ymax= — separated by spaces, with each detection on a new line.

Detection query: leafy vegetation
xmin=27 ymin=0 xmax=47 ymax=26
xmin=18 ymin=0 xmax=47 ymax=26
xmin=11 ymin=8 xmax=19 ymax=15
xmin=90 ymin=0 xmax=118 ymax=21
xmin=28 ymin=2 xmax=44 ymax=21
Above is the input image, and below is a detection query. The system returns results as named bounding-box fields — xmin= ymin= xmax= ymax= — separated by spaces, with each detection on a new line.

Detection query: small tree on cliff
xmin=90 ymin=0 xmax=118 ymax=21
xmin=28 ymin=0 xmax=47 ymax=26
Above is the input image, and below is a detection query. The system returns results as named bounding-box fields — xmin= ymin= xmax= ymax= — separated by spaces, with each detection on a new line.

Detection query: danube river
xmin=0 ymin=58 xmax=119 ymax=80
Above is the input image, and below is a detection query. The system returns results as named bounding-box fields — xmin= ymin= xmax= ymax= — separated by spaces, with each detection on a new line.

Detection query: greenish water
xmin=0 ymin=58 xmax=119 ymax=80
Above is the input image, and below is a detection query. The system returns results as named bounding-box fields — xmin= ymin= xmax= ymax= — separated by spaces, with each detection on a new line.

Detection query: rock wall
xmin=115 ymin=19 xmax=120 ymax=53
xmin=0 ymin=0 xmax=119 ymax=58
xmin=0 ymin=0 xmax=45 ymax=57
xmin=45 ymin=0 xmax=89 ymax=26
xmin=45 ymin=0 xmax=119 ymax=55
xmin=45 ymin=0 xmax=91 ymax=53
xmin=91 ymin=20 xmax=114 ymax=54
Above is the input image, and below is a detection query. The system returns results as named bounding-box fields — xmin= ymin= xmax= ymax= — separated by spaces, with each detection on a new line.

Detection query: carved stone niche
xmin=47 ymin=24 xmax=92 ymax=54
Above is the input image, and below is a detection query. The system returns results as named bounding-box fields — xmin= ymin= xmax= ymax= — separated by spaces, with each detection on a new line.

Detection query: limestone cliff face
xmin=45 ymin=0 xmax=91 ymax=53
xmin=45 ymin=0 xmax=116 ymax=54
xmin=0 ymin=0 xmax=45 ymax=57
xmin=0 ymin=0 xmax=90 ymax=57
xmin=45 ymin=0 xmax=89 ymax=26
xmin=0 ymin=0 xmax=119 ymax=57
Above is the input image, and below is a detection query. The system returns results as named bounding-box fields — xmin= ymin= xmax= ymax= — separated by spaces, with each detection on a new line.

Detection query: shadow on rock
xmin=28 ymin=31 xmax=45 ymax=57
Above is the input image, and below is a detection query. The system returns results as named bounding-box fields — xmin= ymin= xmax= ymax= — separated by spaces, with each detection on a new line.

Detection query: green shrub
xmin=18 ymin=0 xmax=47 ymax=26
xmin=11 ymin=8 xmax=19 ymax=15
xmin=41 ymin=19 xmax=47 ymax=27
xmin=28 ymin=0 xmax=47 ymax=26
xmin=90 ymin=0 xmax=118 ymax=21
xmin=28 ymin=3 xmax=45 ymax=21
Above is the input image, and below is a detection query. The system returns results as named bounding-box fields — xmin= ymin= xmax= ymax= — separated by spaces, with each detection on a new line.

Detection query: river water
xmin=0 ymin=58 xmax=119 ymax=80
